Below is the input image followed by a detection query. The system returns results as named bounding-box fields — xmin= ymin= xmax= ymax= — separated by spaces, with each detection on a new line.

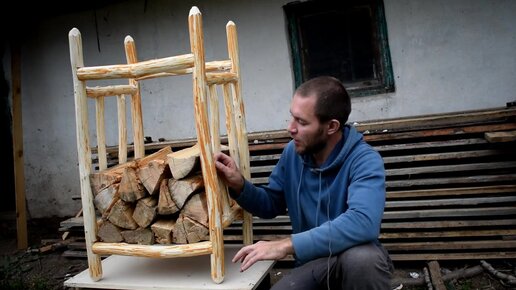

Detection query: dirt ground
xmin=1 ymin=217 xmax=515 ymax=290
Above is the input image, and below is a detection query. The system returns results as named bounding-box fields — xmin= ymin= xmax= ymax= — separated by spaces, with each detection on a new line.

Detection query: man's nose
xmin=287 ymin=120 xmax=297 ymax=134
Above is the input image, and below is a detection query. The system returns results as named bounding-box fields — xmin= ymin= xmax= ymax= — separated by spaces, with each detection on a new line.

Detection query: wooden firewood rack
xmin=68 ymin=6 xmax=252 ymax=284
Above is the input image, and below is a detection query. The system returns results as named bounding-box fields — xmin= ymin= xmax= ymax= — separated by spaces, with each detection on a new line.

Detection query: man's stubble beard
xmin=296 ymin=127 xmax=327 ymax=156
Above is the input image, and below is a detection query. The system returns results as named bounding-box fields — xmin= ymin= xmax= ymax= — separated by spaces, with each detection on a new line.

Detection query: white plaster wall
xmin=10 ymin=0 xmax=516 ymax=217
xmin=351 ymin=0 xmax=516 ymax=122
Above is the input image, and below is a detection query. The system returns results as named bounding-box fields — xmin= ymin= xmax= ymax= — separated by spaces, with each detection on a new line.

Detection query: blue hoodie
xmin=234 ymin=125 xmax=386 ymax=265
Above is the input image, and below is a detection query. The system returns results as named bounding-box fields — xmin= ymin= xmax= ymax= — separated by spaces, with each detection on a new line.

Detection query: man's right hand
xmin=214 ymin=152 xmax=244 ymax=194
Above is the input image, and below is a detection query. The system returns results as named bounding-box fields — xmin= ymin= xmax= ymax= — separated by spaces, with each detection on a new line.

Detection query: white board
xmin=64 ymin=244 xmax=275 ymax=290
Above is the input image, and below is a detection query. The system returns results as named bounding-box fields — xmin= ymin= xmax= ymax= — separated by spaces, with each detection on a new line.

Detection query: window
xmin=284 ymin=0 xmax=394 ymax=97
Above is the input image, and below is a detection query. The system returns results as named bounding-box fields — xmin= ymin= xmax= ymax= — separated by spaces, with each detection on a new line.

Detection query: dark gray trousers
xmin=271 ymin=242 xmax=393 ymax=290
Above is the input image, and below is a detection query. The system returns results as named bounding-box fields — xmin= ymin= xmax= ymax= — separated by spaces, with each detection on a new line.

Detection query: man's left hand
xmin=232 ymin=238 xmax=294 ymax=272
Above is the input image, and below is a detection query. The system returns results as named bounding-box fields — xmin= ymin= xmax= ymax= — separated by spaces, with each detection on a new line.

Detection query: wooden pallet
xmin=62 ymin=106 xmax=516 ymax=262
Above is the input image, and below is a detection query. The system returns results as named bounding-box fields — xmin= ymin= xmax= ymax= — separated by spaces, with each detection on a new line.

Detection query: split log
xmin=167 ymin=143 xmax=201 ymax=180
xmin=137 ymin=159 xmax=170 ymax=195
xmin=167 ymin=143 xmax=228 ymax=180
xmin=121 ymin=228 xmax=154 ymax=245
xmin=133 ymin=196 xmax=158 ymax=228
xmin=97 ymin=220 xmax=124 ymax=243
xmin=173 ymin=214 xmax=209 ymax=244
xmin=157 ymin=179 xmax=180 ymax=215
xmin=107 ymin=199 xmax=138 ymax=230
xmin=135 ymin=146 xmax=172 ymax=168
xmin=94 ymin=183 xmax=119 ymax=215
xmin=90 ymin=147 xmax=172 ymax=193
xmin=118 ymin=166 xmax=147 ymax=202
xmin=151 ymin=219 xmax=176 ymax=244
xmin=182 ymin=191 xmax=209 ymax=227
xmin=169 ymin=174 xmax=204 ymax=210
xmin=90 ymin=171 xmax=121 ymax=195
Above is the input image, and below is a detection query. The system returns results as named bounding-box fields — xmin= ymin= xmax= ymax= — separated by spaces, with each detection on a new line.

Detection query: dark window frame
xmin=284 ymin=0 xmax=395 ymax=97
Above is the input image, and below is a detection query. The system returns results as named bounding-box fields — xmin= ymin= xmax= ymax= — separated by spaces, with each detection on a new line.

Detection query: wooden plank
xmin=428 ymin=261 xmax=447 ymax=290
xmin=386 ymin=161 xmax=516 ymax=177
xmin=255 ymin=173 xmax=516 ymax=187
xmin=382 ymin=149 xmax=512 ymax=164
xmin=389 ymin=252 xmax=516 ymax=261
xmin=385 ymin=195 xmax=516 ymax=209
xmin=380 ymin=229 xmax=516 ymax=239
xmin=363 ymin=123 xmax=516 ymax=142
xmin=10 ymin=41 xmax=28 ymax=250
xmin=355 ymin=106 xmax=516 ymax=134
xmin=226 ymin=218 xmax=516 ymax=231
xmin=374 ymin=138 xmax=487 ymax=152
xmin=250 ymin=154 xmax=282 ymax=162
xmin=384 ymin=240 xmax=516 ymax=251
xmin=387 ymin=185 xmax=516 ymax=199
xmin=249 ymin=142 xmax=288 ymax=151
xmin=386 ymin=174 xmax=516 ymax=188
xmin=250 ymin=165 xmax=276 ymax=174
xmin=381 ymin=219 xmax=516 ymax=229
xmin=383 ymin=206 xmax=516 ymax=219
xmin=485 ymin=130 xmax=516 ymax=142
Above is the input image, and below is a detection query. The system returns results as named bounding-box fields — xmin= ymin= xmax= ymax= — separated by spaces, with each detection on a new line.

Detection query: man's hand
xmin=214 ymin=152 xmax=245 ymax=193
xmin=232 ymin=238 xmax=294 ymax=272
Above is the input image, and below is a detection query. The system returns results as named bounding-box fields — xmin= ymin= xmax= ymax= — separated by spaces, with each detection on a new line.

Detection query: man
xmin=215 ymin=76 xmax=393 ymax=289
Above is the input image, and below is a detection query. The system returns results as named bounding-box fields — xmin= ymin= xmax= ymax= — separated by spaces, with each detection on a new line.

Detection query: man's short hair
xmin=295 ymin=76 xmax=351 ymax=128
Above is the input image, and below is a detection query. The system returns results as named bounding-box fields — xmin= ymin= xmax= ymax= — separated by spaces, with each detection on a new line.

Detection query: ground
xmin=0 ymin=217 xmax=514 ymax=290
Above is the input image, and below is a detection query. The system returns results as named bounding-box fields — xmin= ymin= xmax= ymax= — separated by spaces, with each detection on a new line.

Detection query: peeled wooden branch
xmin=441 ymin=265 xmax=483 ymax=281
xmin=391 ymin=265 xmax=484 ymax=288
xmin=423 ymin=267 xmax=433 ymax=290
xmin=480 ymin=260 xmax=516 ymax=285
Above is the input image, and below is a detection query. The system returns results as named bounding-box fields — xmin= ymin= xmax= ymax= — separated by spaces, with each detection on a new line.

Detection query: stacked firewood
xmin=90 ymin=145 xmax=213 ymax=245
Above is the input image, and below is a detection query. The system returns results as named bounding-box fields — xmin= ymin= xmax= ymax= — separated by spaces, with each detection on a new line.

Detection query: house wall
xmin=3 ymin=0 xmax=515 ymax=217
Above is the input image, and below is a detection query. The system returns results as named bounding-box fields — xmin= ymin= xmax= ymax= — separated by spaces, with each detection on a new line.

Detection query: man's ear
xmin=327 ymin=119 xmax=341 ymax=135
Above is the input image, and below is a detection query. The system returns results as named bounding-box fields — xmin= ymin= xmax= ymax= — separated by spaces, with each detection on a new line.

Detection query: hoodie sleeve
xmin=232 ymin=151 xmax=289 ymax=219
xmin=291 ymin=148 xmax=386 ymax=264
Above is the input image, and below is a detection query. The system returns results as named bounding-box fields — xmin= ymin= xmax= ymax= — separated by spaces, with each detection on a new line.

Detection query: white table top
xmin=64 ymin=244 xmax=275 ymax=290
